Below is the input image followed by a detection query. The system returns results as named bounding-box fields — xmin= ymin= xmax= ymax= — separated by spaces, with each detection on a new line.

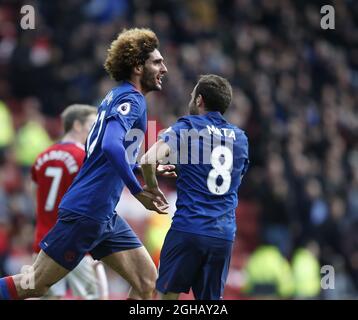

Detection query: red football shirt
xmin=31 ymin=142 xmax=85 ymax=253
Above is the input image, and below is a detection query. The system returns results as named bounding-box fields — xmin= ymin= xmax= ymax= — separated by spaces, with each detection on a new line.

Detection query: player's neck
xmin=198 ymin=107 xmax=209 ymax=115
xmin=127 ymin=78 xmax=147 ymax=96
xmin=61 ymin=132 xmax=82 ymax=145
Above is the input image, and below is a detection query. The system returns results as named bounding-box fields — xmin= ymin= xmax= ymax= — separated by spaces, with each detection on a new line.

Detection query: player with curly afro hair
xmin=104 ymin=28 xmax=167 ymax=94
xmin=0 ymin=28 xmax=169 ymax=302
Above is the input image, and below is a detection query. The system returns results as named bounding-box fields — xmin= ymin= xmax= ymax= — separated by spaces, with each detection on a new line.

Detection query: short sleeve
xmin=30 ymin=164 xmax=37 ymax=183
xmin=239 ymin=132 xmax=249 ymax=159
xmin=242 ymin=158 xmax=249 ymax=177
xmin=106 ymin=95 xmax=144 ymax=131
xmin=238 ymin=131 xmax=249 ymax=177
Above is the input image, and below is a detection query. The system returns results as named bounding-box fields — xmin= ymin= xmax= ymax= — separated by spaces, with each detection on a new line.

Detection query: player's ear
xmin=73 ymin=119 xmax=82 ymax=132
xmin=134 ymin=64 xmax=143 ymax=75
xmin=196 ymin=95 xmax=203 ymax=106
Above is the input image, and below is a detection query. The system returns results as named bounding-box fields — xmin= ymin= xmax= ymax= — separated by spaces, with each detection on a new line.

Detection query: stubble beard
xmin=141 ymin=67 xmax=161 ymax=93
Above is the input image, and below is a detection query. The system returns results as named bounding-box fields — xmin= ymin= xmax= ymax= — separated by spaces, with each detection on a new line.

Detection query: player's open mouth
xmin=157 ymin=74 xmax=163 ymax=85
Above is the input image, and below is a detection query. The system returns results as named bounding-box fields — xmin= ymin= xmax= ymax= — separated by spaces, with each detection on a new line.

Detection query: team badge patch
xmin=117 ymin=102 xmax=131 ymax=115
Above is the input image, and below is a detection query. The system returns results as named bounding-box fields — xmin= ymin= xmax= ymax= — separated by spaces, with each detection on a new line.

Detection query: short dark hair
xmin=194 ymin=74 xmax=233 ymax=114
xmin=61 ymin=104 xmax=97 ymax=133
xmin=104 ymin=28 xmax=159 ymax=82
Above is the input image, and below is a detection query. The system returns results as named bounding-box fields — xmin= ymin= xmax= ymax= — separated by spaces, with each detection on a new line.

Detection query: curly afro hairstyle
xmin=104 ymin=28 xmax=159 ymax=82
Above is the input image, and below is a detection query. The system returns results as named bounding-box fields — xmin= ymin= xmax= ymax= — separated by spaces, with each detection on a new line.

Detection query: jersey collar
xmin=206 ymin=111 xmax=226 ymax=122
xmin=123 ymin=80 xmax=142 ymax=95
xmin=57 ymin=141 xmax=85 ymax=150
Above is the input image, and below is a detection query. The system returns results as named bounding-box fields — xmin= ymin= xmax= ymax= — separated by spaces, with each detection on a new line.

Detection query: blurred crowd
xmin=0 ymin=0 xmax=357 ymax=299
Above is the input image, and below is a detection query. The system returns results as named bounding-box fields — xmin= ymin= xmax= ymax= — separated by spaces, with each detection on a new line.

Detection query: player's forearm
xmin=102 ymin=120 xmax=143 ymax=195
xmin=140 ymin=140 xmax=170 ymax=188
xmin=140 ymin=163 xmax=158 ymax=188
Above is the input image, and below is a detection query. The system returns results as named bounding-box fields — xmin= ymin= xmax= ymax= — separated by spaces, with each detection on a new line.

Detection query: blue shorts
xmin=156 ymin=229 xmax=233 ymax=300
xmin=39 ymin=210 xmax=142 ymax=270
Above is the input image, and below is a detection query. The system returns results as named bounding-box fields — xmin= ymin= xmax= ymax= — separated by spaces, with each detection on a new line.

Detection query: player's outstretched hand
xmin=134 ymin=190 xmax=169 ymax=214
xmin=143 ymin=185 xmax=169 ymax=205
xmin=156 ymin=164 xmax=177 ymax=178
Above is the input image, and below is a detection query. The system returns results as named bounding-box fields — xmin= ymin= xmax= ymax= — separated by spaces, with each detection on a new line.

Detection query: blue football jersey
xmin=59 ymin=81 xmax=147 ymax=222
xmin=159 ymin=112 xmax=249 ymax=241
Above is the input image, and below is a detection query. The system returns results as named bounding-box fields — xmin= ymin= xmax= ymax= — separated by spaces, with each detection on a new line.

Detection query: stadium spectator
xmin=14 ymin=97 xmax=52 ymax=170
xmin=241 ymin=244 xmax=294 ymax=299
xmin=291 ymin=240 xmax=321 ymax=299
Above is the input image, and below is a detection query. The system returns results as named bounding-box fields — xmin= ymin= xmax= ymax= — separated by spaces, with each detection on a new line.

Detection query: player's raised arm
xmin=102 ymin=119 xmax=168 ymax=214
xmin=140 ymin=139 xmax=171 ymax=213
xmin=140 ymin=139 xmax=171 ymax=187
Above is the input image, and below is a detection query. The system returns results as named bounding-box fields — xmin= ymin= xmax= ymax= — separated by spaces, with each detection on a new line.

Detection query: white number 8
xmin=207 ymin=145 xmax=233 ymax=195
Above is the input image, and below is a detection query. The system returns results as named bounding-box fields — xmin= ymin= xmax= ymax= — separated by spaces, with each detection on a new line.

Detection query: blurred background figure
xmin=144 ymin=213 xmax=171 ymax=269
xmin=0 ymin=0 xmax=357 ymax=299
xmin=15 ymin=97 xmax=52 ymax=172
xmin=0 ymin=100 xmax=15 ymax=158
xmin=241 ymin=243 xmax=294 ymax=299
xmin=291 ymin=240 xmax=321 ymax=299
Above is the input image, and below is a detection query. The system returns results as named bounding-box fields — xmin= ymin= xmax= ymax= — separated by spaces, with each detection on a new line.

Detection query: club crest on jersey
xmin=117 ymin=102 xmax=131 ymax=115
